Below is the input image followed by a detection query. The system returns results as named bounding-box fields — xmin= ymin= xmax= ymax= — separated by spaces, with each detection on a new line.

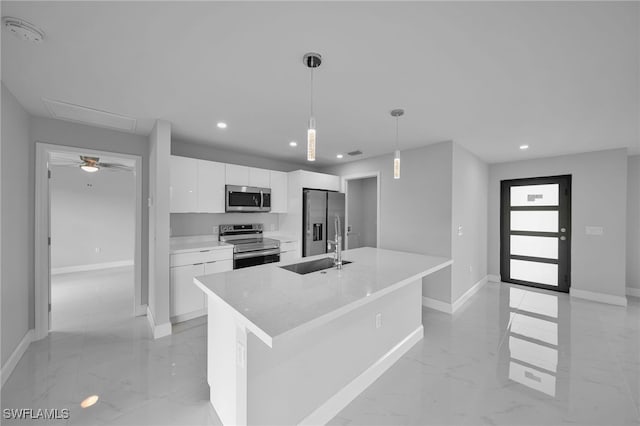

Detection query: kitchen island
xmin=194 ymin=247 xmax=451 ymax=425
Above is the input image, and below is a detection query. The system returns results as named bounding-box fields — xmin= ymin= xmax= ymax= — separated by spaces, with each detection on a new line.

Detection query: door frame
xmin=341 ymin=172 xmax=381 ymax=250
xmin=500 ymin=175 xmax=572 ymax=293
xmin=35 ymin=142 xmax=144 ymax=340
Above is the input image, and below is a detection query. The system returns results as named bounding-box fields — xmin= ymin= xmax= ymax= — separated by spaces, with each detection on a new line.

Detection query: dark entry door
xmin=500 ymin=175 xmax=571 ymax=292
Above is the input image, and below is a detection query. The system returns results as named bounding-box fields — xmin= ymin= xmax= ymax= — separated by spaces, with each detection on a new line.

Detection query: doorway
xmin=49 ymin=151 xmax=136 ymax=331
xmin=500 ymin=175 xmax=571 ymax=292
xmin=35 ymin=143 xmax=143 ymax=340
xmin=343 ymin=173 xmax=380 ymax=250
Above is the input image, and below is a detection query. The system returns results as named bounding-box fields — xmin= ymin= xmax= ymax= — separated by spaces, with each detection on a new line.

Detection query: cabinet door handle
xmin=205 ymin=261 xmax=216 ymax=264
xmin=200 ymin=249 xmax=211 ymax=253
xmin=193 ymin=262 xmax=204 ymax=266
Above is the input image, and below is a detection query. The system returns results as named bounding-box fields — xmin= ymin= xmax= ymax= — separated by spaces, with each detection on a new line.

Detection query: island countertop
xmin=194 ymin=247 xmax=451 ymax=347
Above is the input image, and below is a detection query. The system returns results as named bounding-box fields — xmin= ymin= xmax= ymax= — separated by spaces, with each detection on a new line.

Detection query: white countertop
xmin=194 ymin=247 xmax=451 ymax=347
xmin=170 ymin=235 xmax=232 ymax=254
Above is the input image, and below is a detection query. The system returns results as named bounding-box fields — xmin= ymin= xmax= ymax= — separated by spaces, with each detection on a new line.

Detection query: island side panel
xmin=247 ymin=280 xmax=422 ymax=425
xmin=208 ymin=298 xmax=248 ymax=426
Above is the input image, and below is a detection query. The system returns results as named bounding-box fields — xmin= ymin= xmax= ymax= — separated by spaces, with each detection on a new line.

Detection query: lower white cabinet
xmin=170 ymin=249 xmax=233 ymax=323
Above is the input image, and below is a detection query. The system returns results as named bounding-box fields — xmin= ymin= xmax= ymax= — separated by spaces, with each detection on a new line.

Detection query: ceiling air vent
xmin=42 ymin=98 xmax=137 ymax=132
xmin=347 ymin=150 xmax=363 ymax=156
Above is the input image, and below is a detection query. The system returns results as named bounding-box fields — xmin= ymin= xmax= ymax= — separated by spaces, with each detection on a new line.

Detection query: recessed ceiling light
xmin=336 ymin=154 xmax=343 ymax=159
xmin=520 ymin=144 xmax=529 ymax=150
xmin=289 ymin=141 xmax=297 ymax=147
xmin=216 ymin=122 xmax=227 ymax=129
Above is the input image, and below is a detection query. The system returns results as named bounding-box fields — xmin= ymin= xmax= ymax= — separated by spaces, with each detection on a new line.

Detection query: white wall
xmin=488 ymin=149 xmax=628 ymax=298
xmin=451 ymin=144 xmax=489 ymax=301
xmin=1 ymin=82 xmax=32 ymax=366
xmin=322 ymin=142 xmax=454 ymax=303
xmin=148 ymin=120 xmax=171 ymax=331
xmin=30 ymin=117 xmax=150 ymax=303
xmin=346 ymin=177 xmax=377 ymax=249
xmin=627 ymin=155 xmax=640 ymax=292
xmin=50 ymin=165 xmax=135 ymax=269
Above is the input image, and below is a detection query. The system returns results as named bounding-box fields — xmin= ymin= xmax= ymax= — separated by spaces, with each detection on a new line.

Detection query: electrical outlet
xmin=236 ymin=342 xmax=246 ymax=368
xmin=469 ymin=265 xmax=473 ymax=273
xmin=212 ymin=226 xmax=219 ymax=235
xmin=95 ymin=247 xmax=101 ymax=253
xmin=269 ymin=223 xmax=275 ymax=231
xmin=457 ymin=225 xmax=463 ymax=236
xmin=375 ymin=313 xmax=382 ymax=329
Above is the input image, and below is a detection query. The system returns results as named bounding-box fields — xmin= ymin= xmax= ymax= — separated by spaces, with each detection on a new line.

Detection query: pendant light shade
xmin=303 ymin=53 xmax=322 ymax=162
xmin=391 ymin=109 xmax=405 ymax=180
xmin=394 ymin=150 xmax=401 ymax=180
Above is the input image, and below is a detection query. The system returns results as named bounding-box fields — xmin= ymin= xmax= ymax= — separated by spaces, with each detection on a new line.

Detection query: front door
xmin=500 ymin=175 xmax=571 ymax=292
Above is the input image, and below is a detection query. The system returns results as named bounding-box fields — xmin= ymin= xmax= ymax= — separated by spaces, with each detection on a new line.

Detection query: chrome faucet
xmin=327 ymin=215 xmax=343 ymax=269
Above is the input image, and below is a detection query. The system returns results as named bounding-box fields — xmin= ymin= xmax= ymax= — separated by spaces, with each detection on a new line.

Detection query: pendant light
xmin=303 ymin=53 xmax=322 ymax=162
xmin=390 ymin=109 xmax=404 ymax=179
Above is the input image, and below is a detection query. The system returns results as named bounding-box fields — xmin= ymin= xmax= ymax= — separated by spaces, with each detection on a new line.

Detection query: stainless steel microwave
xmin=225 ymin=185 xmax=271 ymax=212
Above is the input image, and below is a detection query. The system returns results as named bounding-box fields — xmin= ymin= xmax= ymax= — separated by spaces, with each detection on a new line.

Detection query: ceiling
xmin=2 ymin=1 xmax=638 ymax=166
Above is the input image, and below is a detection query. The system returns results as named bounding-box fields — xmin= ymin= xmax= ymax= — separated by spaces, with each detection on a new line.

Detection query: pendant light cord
xmin=395 ymin=116 xmax=399 ymax=150
xmin=310 ymin=67 xmax=314 ymax=118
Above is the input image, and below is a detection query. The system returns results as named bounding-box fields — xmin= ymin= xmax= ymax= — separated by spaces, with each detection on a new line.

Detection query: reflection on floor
xmin=2 ymin=278 xmax=639 ymax=425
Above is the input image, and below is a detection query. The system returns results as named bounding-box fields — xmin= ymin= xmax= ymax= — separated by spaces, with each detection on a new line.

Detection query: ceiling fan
xmin=50 ymin=154 xmax=133 ymax=173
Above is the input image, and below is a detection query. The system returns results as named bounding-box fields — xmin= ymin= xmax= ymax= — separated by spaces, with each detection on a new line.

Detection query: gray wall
xmin=148 ymin=120 xmax=171 ymax=328
xmin=322 ymin=142 xmax=454 ymax=303
xmin=50 ymin=165 xmax=135 ymax=269
xmin=488 ymin=149 xmax=628 ymax=298
xmin=627 ymin=155 xmax=639 ymax=291
xmin=171 ymin=213 xmax=279 ymax=237
xmin=346 ymin=177 xmax=377 ymax=249
xmin=172 ymin=139 xmax=318 ymax=172
xmin=451 ymin=143 xmax=489 ymax=301
xmin=30 ymin=116 xmax=150 ymax=304
xmin=1 ymin=82 xmax=32 ymax=366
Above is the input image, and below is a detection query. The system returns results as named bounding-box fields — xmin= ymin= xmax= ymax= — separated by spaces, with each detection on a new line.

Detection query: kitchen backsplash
xmin=170 ymin=213 xmax=280 ymax=237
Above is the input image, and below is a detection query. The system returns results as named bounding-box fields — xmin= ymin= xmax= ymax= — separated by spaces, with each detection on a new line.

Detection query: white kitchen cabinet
xmin=249 ymin=167 xmax=271 ymax=188
xmin=170 ymin=156 xmax=198 ymax=213
xmin=197 ymin=160 xmax=225 ymax=213
xmin=226 ymin=164 xmax=250 ymax=186
xmin=270 ymin=171 xmax=288 ymax=213
xmin=170 ymin=247 xmax=233 ymax=323
xmin=170 ymin=263 xmax=205 ymax=320
xmin=299 ymin=170 xmax=341 ymax=192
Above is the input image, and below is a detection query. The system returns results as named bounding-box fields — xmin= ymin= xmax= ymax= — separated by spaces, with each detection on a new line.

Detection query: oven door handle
xmin=260 ymin=190 xmax=264 ymax=209
xmin=234 ymin=249 xmax=280 ymax=260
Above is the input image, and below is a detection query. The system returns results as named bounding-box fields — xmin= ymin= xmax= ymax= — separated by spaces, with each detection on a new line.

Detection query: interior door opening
xmin=500 ymin=175 xmax=571 ymax=292
xmin=48 ymin=150 xmax=137 ymax=332
xmin=344 ymin=173 xmax=380 ymax=250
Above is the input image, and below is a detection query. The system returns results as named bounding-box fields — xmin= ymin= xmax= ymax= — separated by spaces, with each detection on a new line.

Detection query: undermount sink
xmin=280 ymin=257 xmax=352 ymax=275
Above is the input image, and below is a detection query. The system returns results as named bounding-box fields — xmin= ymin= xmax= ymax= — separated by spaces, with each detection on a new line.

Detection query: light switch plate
xmin=586 ymin=226 xmax=604 ymax=236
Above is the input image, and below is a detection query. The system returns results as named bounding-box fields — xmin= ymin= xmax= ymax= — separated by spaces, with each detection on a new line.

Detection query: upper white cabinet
xmin=197 ymin=160 xmax=225 ymax=213
xmin=170 ymin=156 xmax=198 ymax=213
xmin=226 ymin=164 xmax=250 ymax=186
xmin=270 ymin=171 xmax=288 ymax=213
xmin=299 ymin=170 xmax=341 ymax=192
xmin=249 ymin=168 xmax=271 ymax=188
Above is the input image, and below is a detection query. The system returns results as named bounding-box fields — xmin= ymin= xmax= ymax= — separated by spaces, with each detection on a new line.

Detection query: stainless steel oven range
xmin=219 ymin=224 xmax=280 ymax=269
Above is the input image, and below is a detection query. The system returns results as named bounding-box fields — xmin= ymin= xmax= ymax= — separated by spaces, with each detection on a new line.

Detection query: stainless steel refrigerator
xmin=302 ymin=189 xmax=345 ymax=257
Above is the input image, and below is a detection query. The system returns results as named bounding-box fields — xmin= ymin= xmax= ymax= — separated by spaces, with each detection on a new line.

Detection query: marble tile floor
xmin=1 ymin=270 xmax=639 ymax=425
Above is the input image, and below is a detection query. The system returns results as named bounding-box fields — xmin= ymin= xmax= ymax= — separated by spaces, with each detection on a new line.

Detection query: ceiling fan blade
xmin=98 ymin=163 xmax=133 ymax=171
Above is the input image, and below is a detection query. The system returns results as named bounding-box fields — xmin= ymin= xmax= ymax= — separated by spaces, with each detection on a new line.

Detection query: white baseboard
xmin=570 ymin=288 xmax=627 ymax=307
xmin=146 ymin=306 xmax=172 ymax=339
xmin=51 ymin=260 xmax=134 ymax=275
xmin=488 ymin=274 xmax=501 ymax=283
xmin=626 ymin=287 xmax=640 ymax=298
xmin=452 ymin=276 xmax=488 ymax=312
xmin=135 ymin=304 xmax=148 ymax=317
xmin=1 ymin=329 xmax=34 ymax=387
xmin=422 ymin=296 xmax=453 ymax=314
xmin=422 ymin=275 xmax=489 ymax=314
xmin=300 ymin=325 xmax=423 ymax=426
xmin=171 ymin=309 xmax=206 ymax=324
